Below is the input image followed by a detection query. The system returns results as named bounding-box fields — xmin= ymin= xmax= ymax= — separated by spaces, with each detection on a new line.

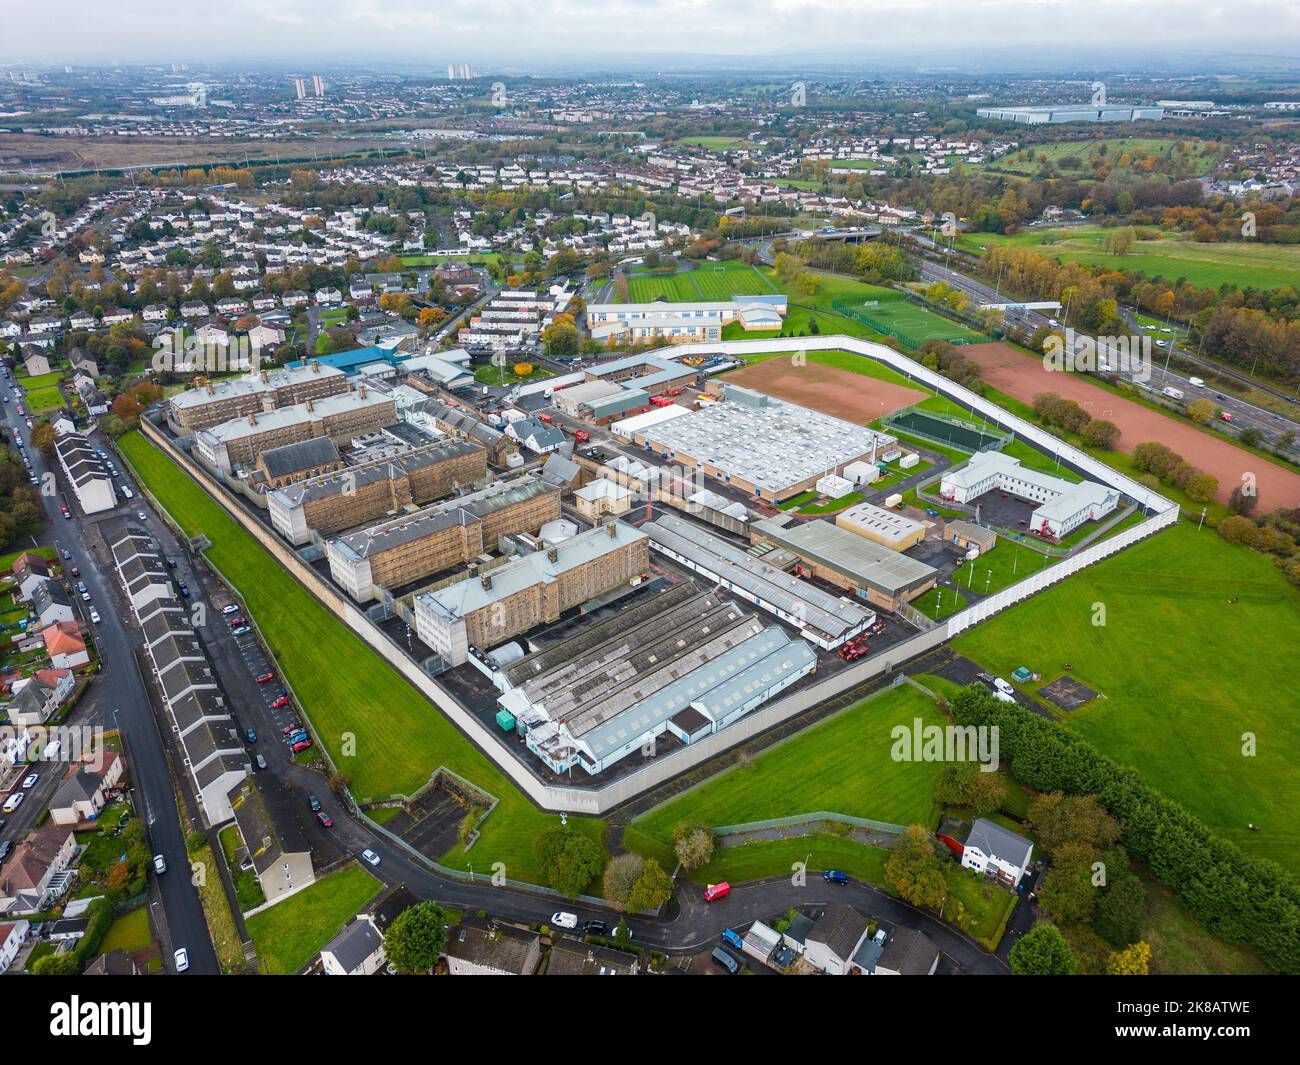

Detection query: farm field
xmin=953 ymin=523 xmax=1300 ymax=875
xmin=246 ymin=863 xmax=381 ymax=975
xmin=117 ymin=431 xmax=606 ymax=885
xmin=630 ymin=682 xmax=947 ymax=849
xmin=958 ymin=226 xmax=1300 ymax=290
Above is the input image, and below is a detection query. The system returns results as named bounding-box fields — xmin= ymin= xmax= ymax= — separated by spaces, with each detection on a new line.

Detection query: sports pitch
xmin=626 ymin=261 xmax=777 ymax=303
xmin=834 ymin=287 xmax=987 ymax=346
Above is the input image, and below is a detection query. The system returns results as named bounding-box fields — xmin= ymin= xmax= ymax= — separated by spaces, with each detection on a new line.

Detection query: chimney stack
xmin=311 ymin=358 xmax=319 ymax=373
xmin=359 ymin=385 xmax=366 ymax=399
xmin=481 ymin=573 xmax=492 ymax=590
xmin=248 ymin=412 xmax=256 ymax=426
xmin=206 ymin=381 xmax=214 ymax=395
xmin=305 ymin=398 xmax=314 ymax=413
xmin=606 ymin=521 xmax=617 ymax=539
xmin=547 ymin=546 xmax=558 ymax=563
xmin=260 ymin=370 xmax=268 ymax=383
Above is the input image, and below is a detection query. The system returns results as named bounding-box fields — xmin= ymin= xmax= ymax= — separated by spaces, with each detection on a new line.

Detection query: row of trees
xmin=949 ymin=685 xmax=1300 ymax=974
xmin=1032 ymin=392 xmax=1121 ymax=450
xmin=1130 ymin=440 xmax=1220 ymax=503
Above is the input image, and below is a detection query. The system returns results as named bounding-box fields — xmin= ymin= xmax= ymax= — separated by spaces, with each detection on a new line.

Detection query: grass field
xmin=98 ymin=905 xmax=153 ymax=956
xmin=694 ymin=835 xmax=892 ymax=887
xmin=818 ymin=281 xmax=986 ymax=346
xmin=958 ymin=226 xmax=1300 ymax=291
xmin=911 ymin=585 xmax=967 ymax=620
xmin=987 ymin=137 xmax=1221 ymax=178
xmin=247 ymin=863 xmax=381 ymax=975
xmin=626 ymin=270 xmax=699 ymax=303
xmin=630 ymin=683 xmax=946 ymax=849
xmin=117 ymin=431 xmax=606 ymax=884
xmin=954 ymin=523 xmax=1300 ymax=874
xmin=676 ymin=136 xmax=747 ymax=151
xmin=626 ymin=261 xmax=777 ymax=304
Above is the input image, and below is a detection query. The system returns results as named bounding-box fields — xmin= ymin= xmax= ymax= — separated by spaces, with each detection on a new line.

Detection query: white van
xmin=1189 ymin=376 xmax=1204 ymax=388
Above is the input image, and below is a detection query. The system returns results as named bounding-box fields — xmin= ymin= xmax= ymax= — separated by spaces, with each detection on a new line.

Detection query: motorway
xmin=1 ymin=378 xmax=219 ymax=975
xmin=916 ymin=258 xmax=1300 ymax=453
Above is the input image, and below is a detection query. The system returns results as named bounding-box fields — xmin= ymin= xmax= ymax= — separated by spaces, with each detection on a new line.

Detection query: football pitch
xmin=626 ymin=261 xmax=778 ymax=303
xmin=834 ymin=287 xmax=986 ymax=346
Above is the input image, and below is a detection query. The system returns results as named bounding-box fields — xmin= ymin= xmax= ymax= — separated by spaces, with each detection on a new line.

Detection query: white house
xmin=320 ymin=916 xmax=386 ymax=976
xmin=961 ymin=817 xmax=1034 ymax=888
xmin=0 ymin=920 xmax=30 ymax=971
xmin=803 ymin=905 xmax=870 ymax=975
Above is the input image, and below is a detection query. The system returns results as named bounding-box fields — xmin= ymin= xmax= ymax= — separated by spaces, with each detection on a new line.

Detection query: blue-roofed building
xmin=288 ymin=346 xmax=409 ymax=375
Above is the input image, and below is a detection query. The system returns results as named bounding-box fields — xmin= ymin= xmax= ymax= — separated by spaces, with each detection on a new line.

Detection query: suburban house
xmin=804 ymin=905 xmax=871 ymax=975
xmin=961 ymin=818 xmax=1034 ymax=888
xmin=873 ymin=926 xmax=940 ymax=976
xmin=12 ymin=554 xmax=51 ymax=602
xmin=31 ymin=581 xmax=75 ymax=628
xmin=22 ymin=349 xmax=51 ymax=376
xmin=0 ymin=825 xmax=79 ymax=914
xmin=506 ymin=417 xmax=567 ymax=455
xmin=6 ymin=668 xmax=74 ymax=727
xmin=42 ymin=622 xmax=90 ymax=669
xmin=546 ymin=937 xmax=641 ymax=975
xmin=319 ymin=885 xmax=418 ymax=976
xmin=48 ymin=751 xmax=124 ymax=825
xmin=0 ymin=920 xmax=30 ymax=972
xmin=84 ymin=949 xmax=139 ymax=975
xmin=443 ymin=917 xmax=542 ymax=975
xmin=227 ymin=778 xmax=315 ymax=905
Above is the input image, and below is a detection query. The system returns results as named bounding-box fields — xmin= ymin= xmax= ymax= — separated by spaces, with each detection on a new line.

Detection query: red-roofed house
xmin=42 ymin=623 xmax=89 ymax=670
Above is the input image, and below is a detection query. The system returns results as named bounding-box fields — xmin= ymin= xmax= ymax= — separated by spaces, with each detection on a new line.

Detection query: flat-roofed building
xmin=498 ymin=583 xmax=815 ymax=775
xmin=268 ymin=439 xmax=487 ymax=545
xmin=639 ymin=389 xmax=895 ymax=503
xmin=751 ymin=515 xmax=939 ymax=613
xmin=195 ymin=387 xmax=397 ymax=475
xmin=645 ymin=513 xmax=874 ymax=647
xmin=327 ymin=477 xmax=561 ymax=602
xmin=414 ymin=520 xmax=648 ymax=666
xmin=836 ymin=501 xmax=927 ymax=551
xmin=166 ymin=361 xmax=349 ymax=434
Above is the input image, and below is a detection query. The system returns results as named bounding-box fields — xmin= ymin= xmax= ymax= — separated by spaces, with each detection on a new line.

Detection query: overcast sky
xmin=5 ymin=1 xmax=1300 ymax=68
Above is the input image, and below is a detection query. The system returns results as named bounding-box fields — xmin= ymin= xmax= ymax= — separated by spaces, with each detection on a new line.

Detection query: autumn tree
xmin=883 ymin=824 xmax=949 ymax=910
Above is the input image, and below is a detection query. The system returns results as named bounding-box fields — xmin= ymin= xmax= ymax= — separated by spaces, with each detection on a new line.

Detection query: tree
xmin=1106 ymin=941 xmax=1151 ymax=976
xmin=534 ymin=826 xmax=604 ymax=898
xmin=29 ymin=420 xmax=57 ymax=459
xmin=627 ymin=858 xmax=673 ymax=912
xmin=1009 ymin=922 xmax=1077 ymax=975
xmin=883 ymin=824 xmax=949 ymax=910
xmin=34 ymin=952 xmax=81 ymax=975
xmin=1228 ymin=485 xmax=1259 ymax=517
xmin=601 ymin=852 xmax=644 ymax=910
xmin=1093 ymin=867 xmax=1148 ymax=947
xmin=1038 ymin=841 xmax=1100 ymax=927
xmin=672 ymin=820 xmax=715 ymax=872
xmin=1029 ymin=792 xmax=1119 ymax=853
xmin=934 ymin=763 xmax=1007 ymax=816
xmin=542 ymin=317 xmax=579 ymax=358
xmin=383 ymin=901 xmax=448 ymax=974
xmin=1081 ymin=419 xmax=1120 ymax=450
xmin=1184 ymin=471 xmax=1219 ymax=503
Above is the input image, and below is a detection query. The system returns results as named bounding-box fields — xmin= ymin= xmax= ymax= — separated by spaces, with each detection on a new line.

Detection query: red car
xmin=255 ymin=672 xmax=275 ymax=684
xmin=271 ymin=695 xmax=290 ymax=709
xmin=316 ymin=811 xmax=333 ymax=828
xmin=282 ymin=723 xmax=301 ymax=735
xmin=228 ymin=616 xmax=246 ymax=628
xmin=291 ymin=740 xmax=312 ymax=754
xmin=573 ymin=429 xmax=590 ymax=444
xmin=538 ymin=414 xmax=554 ymax=424
xmin=704 ymin=882 xmax=731 ymax=902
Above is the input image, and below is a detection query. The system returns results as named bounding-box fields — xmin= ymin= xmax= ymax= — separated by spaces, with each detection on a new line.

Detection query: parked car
xmin=703 ymin=881 xmax=731 ymax=902
xmin=69 ymin=566 xmax=79 ymax=577
xmin=254 ymin=754 xmax=267 ymax=770
xmin=136 ymin=511 xmax=147 ymax=522
xmin=21 ymin=773 xmax=38 ymax=789
xmin=231 ymin=625 xmax=250 ymax=636
xmin=720 ymin=929 xmax=745 ymax=951
xmin=271 ymin=695 xmax=290 ymax=709
xmin=316 ymin=811 xmax=333 ymax=828
xmin=89 ymin=609 xmax=101 ymax=624
xmin=711 ymin=946 xmax=740 ymax=974
xmin=245 ymin=727 xmax=257 ymax=743
xmin=173 ymin=947 xmax=189 ymax=973
xmin=581 ymin=919 xmax=607 ymax=936
xmin=550 ymin=911 xmax=579 ymax=930
xmin=291 ymin=740 xmax=312 ymax=754
xmin=823 ymin=869 xmax=849 ymax=885
xmin=360 ymin=849 xmax=381 ymax=867
xmin=153 ymin=854 xmax=167 ymax=875
xmin=60 ymin=505 xmax=70 ymax=519
xmin=308 ymin=794 xmax=321 ymax=812
xmin=254 ymin=672 xmax=275 ymax=684
xmin=2 ymin=793 xmax=24 ymax=813
xmin=872 ymin=927 xmax=887 ymax=946
xmin=221 ymin=603 xmax=240 ymax=615
xmin=0 ymin=841 xmax=13 ymax=862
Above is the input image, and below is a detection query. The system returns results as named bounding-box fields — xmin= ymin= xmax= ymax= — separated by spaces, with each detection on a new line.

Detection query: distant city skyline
xmin=5 ymin=1 xmax=1300 ymax=68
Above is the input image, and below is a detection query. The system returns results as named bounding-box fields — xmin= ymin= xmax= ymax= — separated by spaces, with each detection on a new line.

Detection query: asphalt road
xmin=1 ymin=382 xmax=218 ymax=974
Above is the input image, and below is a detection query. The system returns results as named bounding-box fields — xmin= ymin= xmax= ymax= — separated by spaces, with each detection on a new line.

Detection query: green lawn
xmin=676 ymin=136 xmax=747 ymax=152
xmin=626 ymin=261 xmax=776 ymax=304
xmin=987 ymin=138 xmax=1220 ymax=179
xmin=117 ymin=431 xmax=606 ymax=884
xmin=959 ymin=225 xmax=1300 ymax=291
xmin=944 ymin=867 xmax=1018 ymax=950
xmin=910 ymin=585 xmax=967 ymax=620
xmin=955 ymin=540 xmax=1058 ymax=594
xmin=954 ymin=523 xmax=1300 ymax=874
xmin=246 ymin=864 xmax=382 ymax=975
xmin=16 ymin=371 xmax=63 ymax=389
xmin=693 ymin=835 xmax=892 ymax=887
xmin=22 ymin=386 xmax=67 ymax=415
xmin=98 ymin=905 xmax=153 ymax=955
xmin=631 ymin=683 xmax=946 ymax=848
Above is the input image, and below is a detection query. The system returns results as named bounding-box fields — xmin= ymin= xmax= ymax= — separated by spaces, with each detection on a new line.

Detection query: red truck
xmin=573 ymin=429 xmax=590 ymax=444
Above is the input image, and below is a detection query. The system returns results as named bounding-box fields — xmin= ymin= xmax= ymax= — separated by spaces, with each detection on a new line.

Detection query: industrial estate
xmin=1 ymin=8 xmax=1298 ymax=1011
